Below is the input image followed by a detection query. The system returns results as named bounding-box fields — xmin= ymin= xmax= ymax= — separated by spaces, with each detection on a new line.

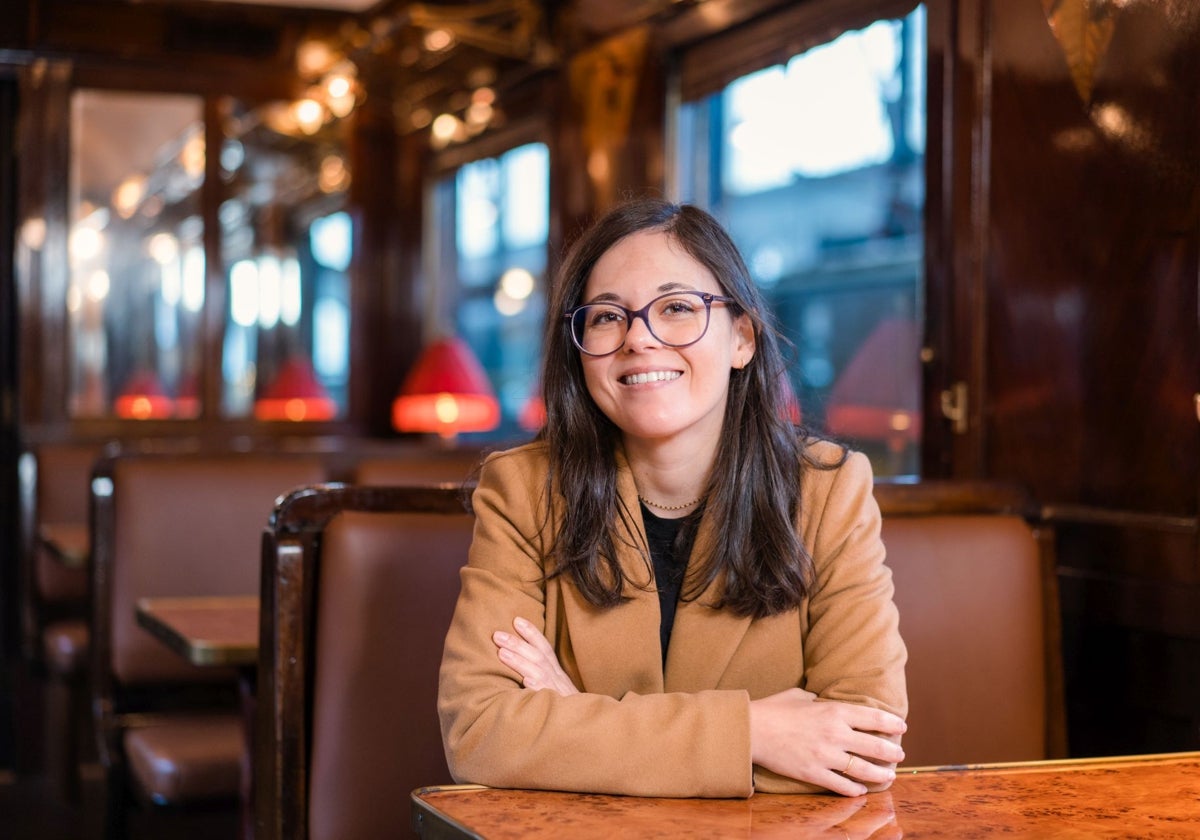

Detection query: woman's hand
xmin=493 ymin=616 xmax=579 ymax=697
xmin=749 ymin=688 xmax=907 ymax=797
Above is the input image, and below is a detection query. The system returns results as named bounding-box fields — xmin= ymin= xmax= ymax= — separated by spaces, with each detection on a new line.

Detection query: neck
xmin=623 ymin=433 xmax=716 ymax=516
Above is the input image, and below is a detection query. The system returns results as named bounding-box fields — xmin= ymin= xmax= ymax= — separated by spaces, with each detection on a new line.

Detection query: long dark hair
xmin=539 ymin=198 xmax=844 ymax=618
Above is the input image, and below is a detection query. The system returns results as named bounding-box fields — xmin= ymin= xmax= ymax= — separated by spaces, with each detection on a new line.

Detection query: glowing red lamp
xmin=518 ymin=380 xmax=546 ymax=433
xmin=254 ymin=355 xmax=337 ymax=422
xmin=392 ymin=337 xmax=500 ymax=439
xmin=825 ymin=317 xmax=922 ymax=450
xmin=114 ymin=370 xmax=174 ymax=420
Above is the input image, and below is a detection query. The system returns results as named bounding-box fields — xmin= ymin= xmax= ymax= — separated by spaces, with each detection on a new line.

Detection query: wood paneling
xmin=962 ymin=0 xmax=1200 ymax=756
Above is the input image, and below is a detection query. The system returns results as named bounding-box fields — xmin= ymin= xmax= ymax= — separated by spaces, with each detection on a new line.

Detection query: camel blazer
xmin=438 ymin=439 xmax=907 ymax=798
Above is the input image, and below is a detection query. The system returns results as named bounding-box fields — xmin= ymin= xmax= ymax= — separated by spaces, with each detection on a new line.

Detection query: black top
xmin=640 ymin=503 xmax=694 ymax=668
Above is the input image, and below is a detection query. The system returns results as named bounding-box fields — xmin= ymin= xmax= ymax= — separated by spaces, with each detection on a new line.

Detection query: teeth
xmin=621 ymin=370 xmax=681 ymax=385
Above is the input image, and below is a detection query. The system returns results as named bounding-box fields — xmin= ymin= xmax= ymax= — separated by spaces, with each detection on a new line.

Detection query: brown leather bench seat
xmin=91 ymin=451 xmax=326 ymax=836
xmin=876 ymin=480 xmax=1065 ymax=768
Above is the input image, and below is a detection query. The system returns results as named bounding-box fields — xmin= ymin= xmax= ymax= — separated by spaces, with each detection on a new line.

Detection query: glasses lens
xmin=647 ymin=293 xmax=709 ymax=347
xmin=572 ymin=304 xmax=626 ymax=355
xmin=569 ymin=292 xmax=714 ymax=355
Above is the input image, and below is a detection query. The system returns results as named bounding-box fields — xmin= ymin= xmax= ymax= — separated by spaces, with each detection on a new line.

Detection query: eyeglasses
xmin=564 ymin=290 xmax=736 ymax=357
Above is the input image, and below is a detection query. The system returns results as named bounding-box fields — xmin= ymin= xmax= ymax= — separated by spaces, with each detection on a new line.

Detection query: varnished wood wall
xmin=941 ymin=1 xmax=1200 ymax=755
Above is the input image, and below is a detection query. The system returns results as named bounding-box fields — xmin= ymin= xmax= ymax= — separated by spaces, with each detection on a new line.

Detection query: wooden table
xmin=39 ymin=521 xmax=90 ymax=569
xmin=135 ymin=594 xmax=261 ymax=840
xmin=135 ymin=595 xmax=259 ymax=667
xmin=411 ymin=752 xmax=1200 ymax=839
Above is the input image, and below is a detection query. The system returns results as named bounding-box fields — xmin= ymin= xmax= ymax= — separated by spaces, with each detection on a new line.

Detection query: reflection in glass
xmin=436 ymin=141 xmax=549 ymax=441
xmin=68 ymin=90 xmax=205 ymax=419
xmin=676 ymin=6 xmax=926 ymax=476
xmin=218 ymin=109 xmax=352 ymax=421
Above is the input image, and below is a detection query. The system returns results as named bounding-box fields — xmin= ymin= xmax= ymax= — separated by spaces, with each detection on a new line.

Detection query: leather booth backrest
xmin=883 ymin=514 xmax=1046 ymax=767
xmin=352 ymin=451 xmax=482 ymax=487
xmin=34 ymin=442 xmax=104 ymax=602
xmin=307 ymin=509 xmax=473 ymax=840
xmin=109 ymin=455 xmax=325 ymax=685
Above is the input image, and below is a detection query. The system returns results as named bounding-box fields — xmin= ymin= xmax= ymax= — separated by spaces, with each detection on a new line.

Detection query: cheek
xmin=580 ymin=360 xmax=610 ymax=401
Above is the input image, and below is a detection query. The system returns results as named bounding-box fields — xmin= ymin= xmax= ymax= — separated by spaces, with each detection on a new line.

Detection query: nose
xmin=624 ymin=312 xmax=658 ymax=350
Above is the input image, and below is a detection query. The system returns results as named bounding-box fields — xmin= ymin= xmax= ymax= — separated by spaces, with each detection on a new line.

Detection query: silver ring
xmin=843 ymin=755 xmax=855 ymax=774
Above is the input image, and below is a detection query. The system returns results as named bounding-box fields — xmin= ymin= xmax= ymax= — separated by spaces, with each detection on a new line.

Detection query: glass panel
xmin=675 ymin=5 xmax=926 ymax=477
xmin=68 ymin=90 xmax=205 ymax=419
xmin=435 ymin=141 xmax=549 ymax=441
xmin=219 ymin=107 xmax=352 ymax=421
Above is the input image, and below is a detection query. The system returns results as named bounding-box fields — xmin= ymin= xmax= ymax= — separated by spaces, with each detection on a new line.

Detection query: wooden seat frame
xmin=255 ymin=482 xmax=474 ymax=840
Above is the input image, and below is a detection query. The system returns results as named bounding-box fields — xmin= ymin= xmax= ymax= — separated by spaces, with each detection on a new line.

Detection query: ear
xmin=731 ymin=313 xmax=756 ymax=369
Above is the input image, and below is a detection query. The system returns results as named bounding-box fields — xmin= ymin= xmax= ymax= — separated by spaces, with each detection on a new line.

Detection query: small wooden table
xmin=135 ymin=595 xmax=260 ymax=667
xmin=411 ymin=752 xmax=1200 ymax=839
xmin=136 ymin=594 xmax=261 ymax=840
xmin=39 ymin=521 xmax=90 ymax=569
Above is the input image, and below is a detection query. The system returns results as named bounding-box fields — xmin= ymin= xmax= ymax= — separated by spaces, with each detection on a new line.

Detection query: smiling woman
xmin=438 ymin=198 xmax=908 ymax=800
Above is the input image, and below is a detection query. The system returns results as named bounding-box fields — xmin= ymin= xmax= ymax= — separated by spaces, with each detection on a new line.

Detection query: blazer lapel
xmin=663 ymin=513 xmax=753 ymax=692
xmin=560 ymin=459 xmax=664 ymax=696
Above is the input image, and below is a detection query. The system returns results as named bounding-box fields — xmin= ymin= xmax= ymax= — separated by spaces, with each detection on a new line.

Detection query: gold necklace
xmin=638 ymin=494 xmax=704 ymax=511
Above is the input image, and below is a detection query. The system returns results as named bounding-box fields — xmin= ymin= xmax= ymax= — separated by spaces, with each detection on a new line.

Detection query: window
xmin=675 ymin=5 xmax=926 ymax=477
xmin=64 ymin=90 xmax=353 ymax=423
xmin=67 ymin=90 xmax=206 ymax=420
xmin=430 ymin=141 xmax=550 ymax=442
xmin=218 ymin=118 xmax=352 ymax=422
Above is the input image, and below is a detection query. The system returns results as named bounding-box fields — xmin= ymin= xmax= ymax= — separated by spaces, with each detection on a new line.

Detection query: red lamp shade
xmin=392 ymin=337 xmax=500 ymax=438
xmin=254 ymin=355 xmax=337 ymax=422
xmin=825 ymin=317 xmax=922 ymax=449
xmin=518 ymin=380 xmax=546 ymax=433
xmin=114 ymin=370 xmax=174 ymax=420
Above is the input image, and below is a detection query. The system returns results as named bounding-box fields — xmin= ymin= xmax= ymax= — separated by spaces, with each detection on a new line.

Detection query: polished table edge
xmin=898 ymin=749 xmax=1200 ymax=775
xmin=409 ymin=752 xmax=1200 ymax=839
xmin=135 ymin=595 xmax=260 ymax=667
xmin=412 ymin=785 xmax=490 ymax=840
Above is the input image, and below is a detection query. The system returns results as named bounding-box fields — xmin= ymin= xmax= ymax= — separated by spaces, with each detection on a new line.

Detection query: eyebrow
xmin=585 ymin=282 xmax=696 ymax=305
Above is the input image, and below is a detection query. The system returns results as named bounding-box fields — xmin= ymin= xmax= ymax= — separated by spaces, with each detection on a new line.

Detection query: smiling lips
xmin=620 ymin=370 xmax=682 ymax=386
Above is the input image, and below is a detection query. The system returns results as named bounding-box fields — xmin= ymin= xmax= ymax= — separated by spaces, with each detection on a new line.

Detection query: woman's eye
xmin=591 ymin=309 xmax=623 ymax=326
xmin=660 ymin=299 xmax=695 ymax=316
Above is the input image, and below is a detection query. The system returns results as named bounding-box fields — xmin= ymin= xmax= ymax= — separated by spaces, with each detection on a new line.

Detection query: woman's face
xmin=578 ymin=230 xmax=755 ymax=448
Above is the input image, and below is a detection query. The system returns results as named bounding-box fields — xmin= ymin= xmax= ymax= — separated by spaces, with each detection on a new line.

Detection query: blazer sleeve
xmin=753 ymin=448 xmax=909 ymax=794
xmin=437 ymin=446 xmax=756 ymax=798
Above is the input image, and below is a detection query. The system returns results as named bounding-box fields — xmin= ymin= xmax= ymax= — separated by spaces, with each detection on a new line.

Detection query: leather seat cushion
xmin=884 ymin=514 xmax=1045 ymax=767
xmin=42 ymin=619 xmax=89 ymax=676
xmin=123 ymin=713 xmax=243 ymax=804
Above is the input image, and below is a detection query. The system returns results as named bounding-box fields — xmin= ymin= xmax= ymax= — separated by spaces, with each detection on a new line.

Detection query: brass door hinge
xmin=940 ymin=381 xmax=969 ymax=434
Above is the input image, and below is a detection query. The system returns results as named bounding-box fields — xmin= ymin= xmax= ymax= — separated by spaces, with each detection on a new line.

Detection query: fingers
xmin=492 ymin=617 xmax=579 ymax=696
xmin=492 ymin=626 xmax=544 ymax=682
xmin=512 ymin=616 xmax=554 ymax=655
xmin=845 ymin=705 xmax=907 ymax=738
xmin=815 ymin=766 xmax=870 ymax=797
xmin=846 ymin=730 xmax=905 ymax=767
xmin=839 ymin=753 xmax=896 ymax=789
